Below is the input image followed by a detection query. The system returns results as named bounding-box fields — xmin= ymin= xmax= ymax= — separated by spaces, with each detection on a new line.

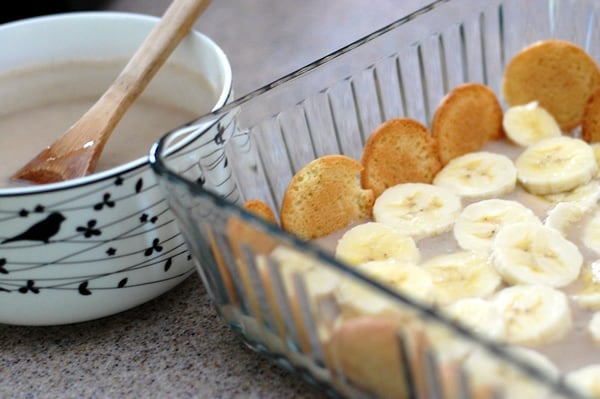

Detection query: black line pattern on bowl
xmin=0 ymin=254 xmax=194 ymax=293
xmin=0 ymin=114 xmax=237 ymax=299
xmin=0 ymin=172 xmax=170 ymax=293
xmin=2 ymin=243 xmax=187 ymax=281
xmin=0 ymin=198 xmax=172 ymax=249
xmin=0 ymin=175 xmax=139 ymax=220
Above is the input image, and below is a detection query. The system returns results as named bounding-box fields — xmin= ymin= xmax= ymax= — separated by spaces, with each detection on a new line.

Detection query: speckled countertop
xmin=0 ymin=1 xmax=429 ymax=397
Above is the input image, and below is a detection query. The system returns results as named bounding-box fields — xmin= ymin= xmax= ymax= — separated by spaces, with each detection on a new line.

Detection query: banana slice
xmin=334 ymin=221 xmax=420 ymax=266
xmin=260 ymin=246 xmax=343 ymax=351
xmin=543 ymin=179 xmax=600 ymax=206
xmin=515 ymin=135 xmax=597 ymax=195
xmin=571 ymin=260 xmax=600 ymax=311
xmin=492 ymin=284 xmax=572 ymax=346
xmin=463 ymin=346 xmax=560 ymax=399
xmin=425 ymin=299 xmax=506 ymax=373
xmin=588 ymin=312 xmax=600 ymax=345
xmin=432 ymin=151 xmax=517 ymax=199
xmin=269 ymin=245 xmax=341 ymax=300
xmin=583 ymin=209 xmax=600 ymax=256
xmin=454 ymin=199 xmax=540 ymax=254
xmin=544 ymin=201 xmax=588 ymax=236
xmin=335 ymin=259 xmax=435 ymax=319
xmin=359 ymin=259 xmax=436 ymax=305
xmin=544 ymin=180 xmax=600 ymax=235
xmin=419 ymin=250 xmax=502 ymax=306
xmin=442 ymin=297 xmax=506 ymax=342
xmin=491 ymin=221 xmax=582 ymax=287
xmin=372 ymin=182 xmax=462 ymax=239
xmin=502 ymin=100 xmax=562 ymax=147
xmin=565 ymin=364 xmax=600 ymax=398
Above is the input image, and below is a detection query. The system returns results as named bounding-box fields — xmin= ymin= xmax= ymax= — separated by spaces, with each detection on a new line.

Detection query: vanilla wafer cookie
xmin=502 ymin=39 xmax=600 ymax=132
xmin=241 ymin=199 xmax=278 ymax=224
xmin=223 ymin=199 xmax=280 ymax=312
xmin=431 ymin=82 xmax=503 ymax=165
xmin=360 ymin=118 xmax=442 ymax=198
xmin=325 ymin=316 xmax=411 ymax=399
xmin=227 ymin=199 xmax=279 ymax=255
xmin=583 ymin=86 xmax=600 ymax=143
xmin=280 ymin=154 xmax=374 ymax=240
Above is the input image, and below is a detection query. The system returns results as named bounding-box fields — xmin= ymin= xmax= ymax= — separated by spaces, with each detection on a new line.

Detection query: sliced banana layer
xmin=413 ymin=294 xmax=505 ymax=366
xmin=372 ymin=182 xmax=462 ymax=239
xmin=433 ymin=151 xmax=517 ymax=199
xmin=546 ymin=202 xmax=591 ymax=237
xmin=502 ymin=100 xmax=562 ymax=147
xmin=269 ymin=245 xmax=341 ymax=299
xmin=492 ymin=284 xmax=572 ymax=346
xmin=463 ymin=346 xmax=560 ymax=399
xmin=265 ymin=245 xmax=343 ymax=349
xmin=334 ymin=221 xmax=420 ymax=266
xmin=565 ymin=364 xmax=600 ymax=398
xmin=544 ymin=180 xmax=600 ymax=235
xmin=454 ymin=199 xmax=540 ymax=254
xmin=491 ymin=221 xmax=582 ymax=287
xmin=588 ymin=312 xmax=600 ymax=345
xmin=542 ymin=179 xmax=600 ymax=206
xmin=419 ymin=250 xmax=502 ymax=306
xmin=515 ymin=135 xmax=597 ymax=195
xmin=584 ymin=209 xmax=600 ymax=256
xmin=335 ymin=259 xmax=435 ymax=318
xmin=571 ymin=261 xmax=600 ymax=311
xmin=442 ymin=297 xmax=506 ymax=342
xmin=358 ymin=259 xmax=435 ymax=305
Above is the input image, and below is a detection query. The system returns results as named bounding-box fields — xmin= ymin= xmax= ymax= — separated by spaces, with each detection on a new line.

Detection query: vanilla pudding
xmin=0 ymin=59 xmax=217 ymax=186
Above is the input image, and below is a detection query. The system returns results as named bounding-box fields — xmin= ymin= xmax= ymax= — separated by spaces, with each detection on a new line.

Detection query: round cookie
xmin=226 ymin=199 xmax=279 ymax=257
xmin=324 ymin=316 xmax=409 ymax=399
xmin=361 ymin=118 xmax=442 ymax=198
xmin=222 ymin=200 xmax=279 ymax=318
xmin=583 ymin=86 xmax=600 ymax=143
xmin=241 ymin=199 xmax=278 ymax=224
xmin=502 ymin=39 xmax=600 ymax=132
xmin=280 ymin=154 xmax=374 ymax=240
xmin=431 ymin=82 xmax=503 ymax=165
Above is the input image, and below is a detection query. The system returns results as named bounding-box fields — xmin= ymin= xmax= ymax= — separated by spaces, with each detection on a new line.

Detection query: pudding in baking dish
xmin=218 ymin=39 xmax=600 ymax=398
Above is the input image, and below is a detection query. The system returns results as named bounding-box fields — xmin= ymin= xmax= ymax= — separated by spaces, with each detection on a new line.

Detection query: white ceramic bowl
xmin=0 ymin=12 xmax=232 ymax=325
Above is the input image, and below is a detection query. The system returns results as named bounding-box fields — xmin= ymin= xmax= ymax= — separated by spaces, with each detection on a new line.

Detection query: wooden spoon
xmin=12 ymin=0 xmax=212 ymax=184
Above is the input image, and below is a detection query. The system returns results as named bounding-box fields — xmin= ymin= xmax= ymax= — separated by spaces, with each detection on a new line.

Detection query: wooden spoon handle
xmin=92 ymin=0 xmax=212 ymax=143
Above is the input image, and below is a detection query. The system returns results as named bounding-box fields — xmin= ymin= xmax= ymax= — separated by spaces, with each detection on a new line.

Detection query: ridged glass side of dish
xmin=150 ymin=0 xmax=600 ymax=397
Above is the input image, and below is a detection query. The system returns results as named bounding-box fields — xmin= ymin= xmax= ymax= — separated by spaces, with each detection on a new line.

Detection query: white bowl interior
xmin=0 ymin=11 xmax=232 ymax=194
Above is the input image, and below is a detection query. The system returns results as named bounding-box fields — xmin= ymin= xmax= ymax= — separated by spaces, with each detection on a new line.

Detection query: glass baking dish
xmin=149 ymin=0 xmax=600 ymax=397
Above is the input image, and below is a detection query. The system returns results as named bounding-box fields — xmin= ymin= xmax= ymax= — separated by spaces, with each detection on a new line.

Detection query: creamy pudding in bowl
xmin=0 ymin=60 xmax=218 ymax=186
xmin=0 ymin=11 xmax=232 ymax=326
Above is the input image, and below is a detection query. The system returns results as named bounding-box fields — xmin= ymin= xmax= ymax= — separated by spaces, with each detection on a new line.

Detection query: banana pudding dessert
xmin=217 ymin=39 xmax=600 ymax=398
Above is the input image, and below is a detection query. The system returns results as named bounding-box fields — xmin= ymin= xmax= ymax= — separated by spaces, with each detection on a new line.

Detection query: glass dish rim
xmin=149 ymin=0 xmax=586 ymax=396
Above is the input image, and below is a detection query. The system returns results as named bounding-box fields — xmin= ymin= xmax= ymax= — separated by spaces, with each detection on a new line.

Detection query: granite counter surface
xmin=0 ymin=1 xmax=429 ymax=397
